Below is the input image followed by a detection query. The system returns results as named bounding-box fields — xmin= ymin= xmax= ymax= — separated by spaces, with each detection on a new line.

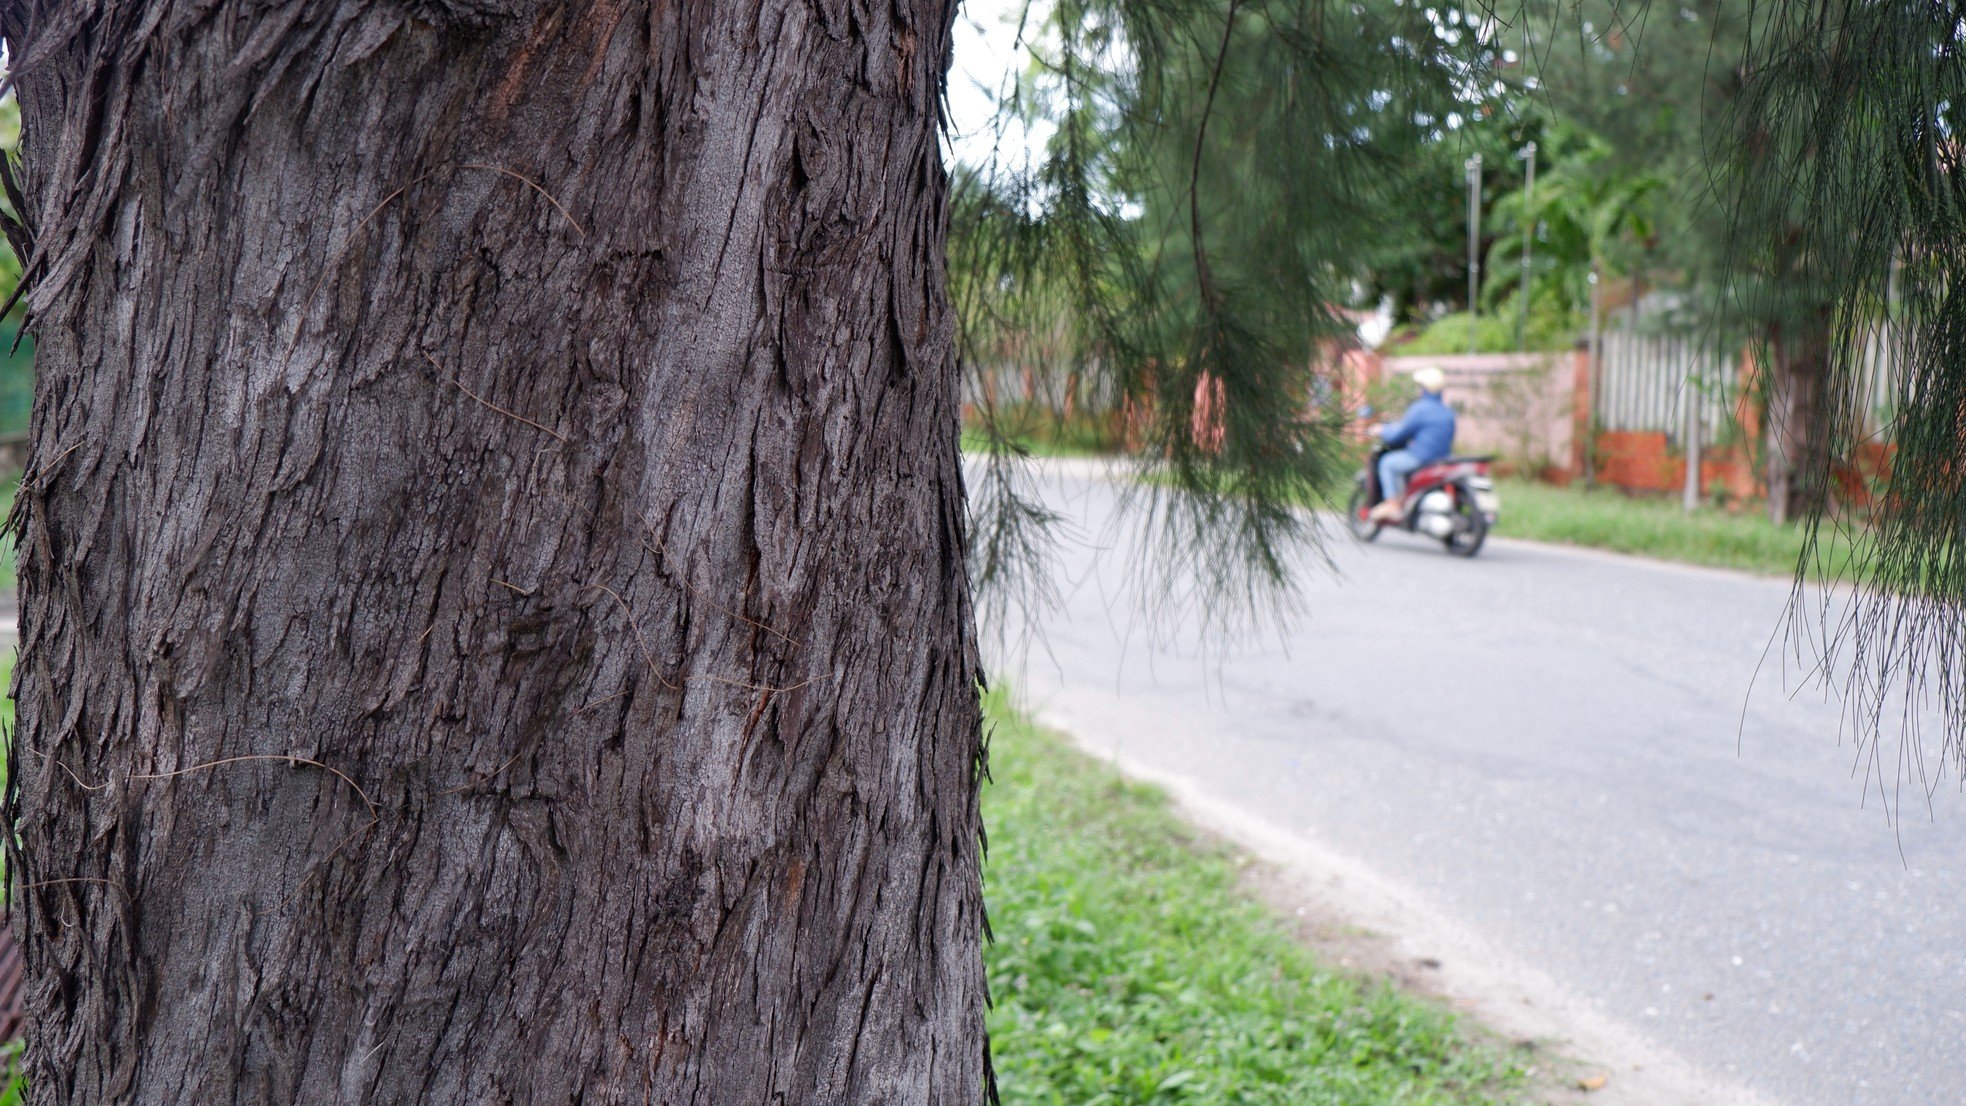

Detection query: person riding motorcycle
xmin=1367 ymin=366 xmax=1455 ymax=523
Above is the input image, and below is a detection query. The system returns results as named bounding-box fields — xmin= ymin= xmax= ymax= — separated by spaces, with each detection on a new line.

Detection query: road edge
xmin=1033 ymin=703 xmax=1786 ymax=1106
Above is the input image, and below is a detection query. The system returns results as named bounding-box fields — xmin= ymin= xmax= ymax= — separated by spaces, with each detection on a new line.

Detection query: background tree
xmin=1519 ymin=0 xmax=1846 ymax=523
xmin=1342 ymin=14 xmax=1527 ymax=327
xmin=1478 ymin=122 xmax=1661 ymax=325
xmin=1716 ymin=0 xmax=1966 ymax=770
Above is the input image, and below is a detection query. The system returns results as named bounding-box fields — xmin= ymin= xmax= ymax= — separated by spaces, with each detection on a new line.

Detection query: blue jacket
xmin=1380 ymin=393 xmax=1456 ymax=464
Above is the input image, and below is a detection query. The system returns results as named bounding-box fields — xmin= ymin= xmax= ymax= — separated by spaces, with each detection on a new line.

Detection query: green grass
xmin=983 ymin=691 xmax=1528 ymax=1105
xmin=962 ymin=428 xmax=1112 ymax=459
xmin=962 ymin=428 xmax=1115 ymax=459
xmin=1494 ymin=478 xmax=1863 ymax=580
xmin=1390 ymin=305 xmax=1579 ymax=356
xmin=963 ymin=405 xmax=1123 ymax=459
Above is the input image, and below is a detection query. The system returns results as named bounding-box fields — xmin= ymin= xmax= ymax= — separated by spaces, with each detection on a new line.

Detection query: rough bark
xmin=0 ymin=2 xmax=987 ymax=1103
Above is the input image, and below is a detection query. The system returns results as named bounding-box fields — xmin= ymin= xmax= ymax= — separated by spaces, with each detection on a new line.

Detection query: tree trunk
xmin=1764 ymin=318 xmax=1829 ymax=526
xmin=1 ymin=3 xmax=987 ymax=1104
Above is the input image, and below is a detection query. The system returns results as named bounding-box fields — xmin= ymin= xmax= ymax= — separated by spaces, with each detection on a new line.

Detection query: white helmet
xmin=1412 ymin=366 xmax=1446 ymax=393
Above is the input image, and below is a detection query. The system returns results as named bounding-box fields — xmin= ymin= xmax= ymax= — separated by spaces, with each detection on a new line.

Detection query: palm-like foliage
xmin=1480 ymin=126 xmax=1663 ymax=318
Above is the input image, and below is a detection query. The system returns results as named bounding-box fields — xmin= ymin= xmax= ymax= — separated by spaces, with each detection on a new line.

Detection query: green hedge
xmin=1389 ymin=308 xmax=1578 ymax=356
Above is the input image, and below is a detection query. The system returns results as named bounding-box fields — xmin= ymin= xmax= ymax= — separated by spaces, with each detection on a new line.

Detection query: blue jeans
xmin=1378 ymin=449 xmax=1423 ymax=504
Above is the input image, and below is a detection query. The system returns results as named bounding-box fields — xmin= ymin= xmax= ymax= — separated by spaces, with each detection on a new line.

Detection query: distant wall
xmin=1343 ymin=350 xmax=1582 ymax=477
xmin=1344 ymin=344 xmax=1797 ymax=504
xmin=1593 ymin=430 xmax=1757 ymax=500
xmin=1391 ymin=352 xmax=1577 ymax=473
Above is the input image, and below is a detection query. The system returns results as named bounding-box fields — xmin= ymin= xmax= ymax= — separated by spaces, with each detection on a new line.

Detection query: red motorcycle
xmin=1346 ymin=445 xmax=1499 ymax=557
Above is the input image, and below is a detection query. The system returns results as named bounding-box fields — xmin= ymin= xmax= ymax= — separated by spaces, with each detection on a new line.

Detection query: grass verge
xmin=1494 ymin=478 xmax=1863 ymax=580
xmin=962 ymin=429 xmax=1113 ymax=460
xmin=962 ymin=405 xmax=1124 ymax=460
xmin=982 ymin=690 xmax=1528 ymax=1104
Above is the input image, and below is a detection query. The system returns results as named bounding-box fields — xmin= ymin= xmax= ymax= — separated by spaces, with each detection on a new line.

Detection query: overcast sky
xmin=945 ymin=0 xmax=1049 ymax=170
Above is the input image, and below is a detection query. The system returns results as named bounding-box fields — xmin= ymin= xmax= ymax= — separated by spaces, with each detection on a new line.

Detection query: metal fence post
xmin=1584 ymin=263 xmax=1601 ymax=488
xmin=1517 ymin=141 xmax=1536 ymax=352
xmin=1466 ymin=153 xmax=1482 ymax=356
xmin=1682 ymin=364 xmax=1702 ymax=512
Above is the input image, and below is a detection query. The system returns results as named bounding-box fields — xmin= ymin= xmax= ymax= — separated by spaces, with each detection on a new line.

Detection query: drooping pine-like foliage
xmin=956 ymin=0 xmax=1966 ymax=789
xmin=1718 ymin=2 xmax=1966 ymax=779
xmin=954 ymin=0 xmax=1500 ymax=637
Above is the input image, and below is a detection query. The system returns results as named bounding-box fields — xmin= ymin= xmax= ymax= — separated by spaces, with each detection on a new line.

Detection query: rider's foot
xmin=1367 ymin=500 xmax=1403 ymax=523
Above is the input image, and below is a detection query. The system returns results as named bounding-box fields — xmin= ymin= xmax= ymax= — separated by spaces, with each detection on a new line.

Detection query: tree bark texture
xmin=1764 ymin=319 xmax=1829 ymax=526
xmin=0 ymin=2 xmax=987 ymax=1103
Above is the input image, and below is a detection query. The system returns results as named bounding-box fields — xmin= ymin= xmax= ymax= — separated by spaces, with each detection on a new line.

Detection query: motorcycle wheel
xmin=1345 ymin=486 xmax=1381 ymax=542
xmin=1443 ymin=496 xmax=1487 ymax=557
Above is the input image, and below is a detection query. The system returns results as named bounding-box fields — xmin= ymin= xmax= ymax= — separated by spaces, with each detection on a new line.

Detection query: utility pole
xmin=1517 ymin=141 xmax=1537 ymax=352
xmin=1585 ymin=263 xmax=1601 ymax=488
xmin=1682 ymin=357 xmax=1703 ymax=513
xmin=1466 ymin=153 xmax=1483 ymax=356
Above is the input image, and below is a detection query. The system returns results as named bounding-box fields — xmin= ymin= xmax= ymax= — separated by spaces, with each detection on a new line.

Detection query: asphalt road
xmin=990 ymin=462 xmax=1966 ymax=1106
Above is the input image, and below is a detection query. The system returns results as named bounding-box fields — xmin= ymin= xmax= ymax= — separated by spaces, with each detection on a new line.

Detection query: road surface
xmin=990 ymin=461 xmax=1966 ymax=1106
